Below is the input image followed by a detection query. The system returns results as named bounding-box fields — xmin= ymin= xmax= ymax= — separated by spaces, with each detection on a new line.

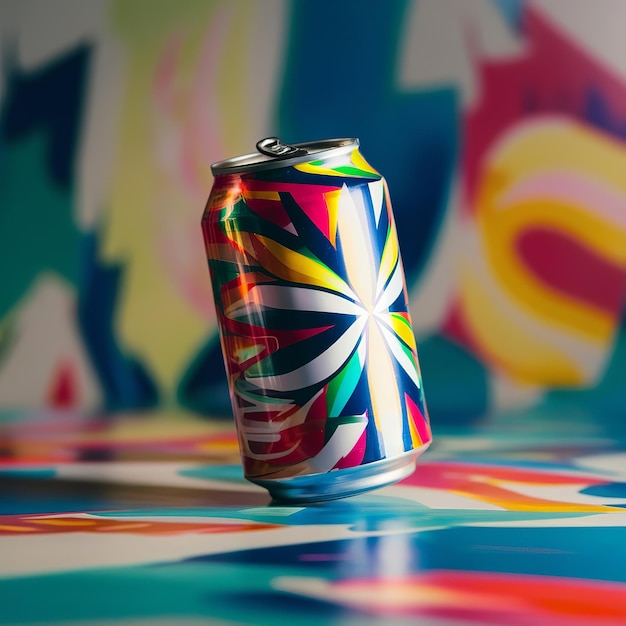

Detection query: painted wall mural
xmin=1 ymin=0 xmax=626 ymax=423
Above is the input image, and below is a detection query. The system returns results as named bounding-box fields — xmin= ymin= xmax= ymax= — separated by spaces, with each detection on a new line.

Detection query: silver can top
xmin=211 ymin=137 xmax=359 ymax=175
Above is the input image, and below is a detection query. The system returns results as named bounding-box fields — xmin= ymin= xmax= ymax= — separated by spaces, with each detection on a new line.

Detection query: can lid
xmin=210 ymin=137 xmax=359 ymax=175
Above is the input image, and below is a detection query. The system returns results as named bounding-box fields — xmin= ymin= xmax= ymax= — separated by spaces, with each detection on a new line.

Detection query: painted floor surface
xmin=1 ymin=410 xmax=625 ymax=625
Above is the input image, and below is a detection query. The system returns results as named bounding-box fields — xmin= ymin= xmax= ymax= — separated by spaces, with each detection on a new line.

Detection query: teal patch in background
xmin=0 ymin=44 xmax=89 ymax=318
xmin=0 ymin=132 xmax=80 ymax=317
xmin=179 ymin=464 xmax=246 ymax=483
xmin=545 ymin=321 xmax=626 ymax=434
xmin=0 ymin=467 xmax=55 ymax=478
xmin=418 ymin=333 xmax=489 ymax=425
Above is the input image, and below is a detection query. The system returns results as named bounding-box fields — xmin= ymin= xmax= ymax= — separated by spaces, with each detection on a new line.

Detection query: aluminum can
xmin=201 ymin=137 xmax=431 ymax=501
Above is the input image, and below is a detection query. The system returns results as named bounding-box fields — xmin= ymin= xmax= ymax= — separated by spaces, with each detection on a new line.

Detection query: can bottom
xmin=250 ymin=444 xmax=430 ymax=503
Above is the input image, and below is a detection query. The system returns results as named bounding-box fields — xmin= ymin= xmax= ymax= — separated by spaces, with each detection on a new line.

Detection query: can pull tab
xmin=256 ymin=137 xmax=308 ymax=159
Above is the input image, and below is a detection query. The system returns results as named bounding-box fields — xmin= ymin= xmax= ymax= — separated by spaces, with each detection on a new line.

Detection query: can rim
xmin=211 ymin=138 xmax=360 ymax=175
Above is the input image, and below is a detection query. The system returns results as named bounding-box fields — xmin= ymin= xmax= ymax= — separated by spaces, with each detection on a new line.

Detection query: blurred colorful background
xmin=2 ymin=0 xmax=626 ymax=428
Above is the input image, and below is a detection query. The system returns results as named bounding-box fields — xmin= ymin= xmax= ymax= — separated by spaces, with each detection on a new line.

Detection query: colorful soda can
xmin=201 ymin=137 xmax=431 ymax=501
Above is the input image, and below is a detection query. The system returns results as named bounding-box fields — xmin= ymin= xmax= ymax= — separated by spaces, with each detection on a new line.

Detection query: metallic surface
xmin=202 ymin=140 xmax=431 ymax=500
xmin=255 ymin=450 xmax=425 ymax=502
xmin=210 ymin=138 xmax=358 ymax=174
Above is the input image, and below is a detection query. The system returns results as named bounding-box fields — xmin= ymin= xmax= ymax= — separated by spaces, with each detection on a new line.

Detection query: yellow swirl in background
xmin=459 ymin=117 xmax=626 ymax=386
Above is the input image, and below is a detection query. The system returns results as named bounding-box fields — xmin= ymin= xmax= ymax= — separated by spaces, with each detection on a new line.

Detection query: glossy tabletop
xmin=1 ymin=409 xmax=625 ymax=625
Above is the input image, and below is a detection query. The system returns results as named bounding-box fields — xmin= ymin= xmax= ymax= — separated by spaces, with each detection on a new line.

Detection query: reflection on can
xmin=202 ymin=137 xmax=431 ymax=501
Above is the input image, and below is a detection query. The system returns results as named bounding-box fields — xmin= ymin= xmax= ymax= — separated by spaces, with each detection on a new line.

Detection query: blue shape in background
xmin=277 ymin=0 xmax=458 ymax=285
xmin=581 ymin=482 xmax=626 ymax=500
xmin=178 ymin=335 xmax=232 ymax=416
xmin=78 ymin=232 xmax=159 ymax=412
xmin=1 ymin=43 xmax=89 ymax=187
xmin=584 ymin=89 xmax=626 ymax=140
xmin=418 ymin=525 xmax=626 ymax=583
xmin=491 ymin=0 xmax=526 ymax=32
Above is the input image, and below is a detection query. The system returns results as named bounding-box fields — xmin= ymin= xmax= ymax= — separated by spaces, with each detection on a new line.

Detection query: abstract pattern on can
xmin=202 ymin=149 xmax=431 ymax=480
